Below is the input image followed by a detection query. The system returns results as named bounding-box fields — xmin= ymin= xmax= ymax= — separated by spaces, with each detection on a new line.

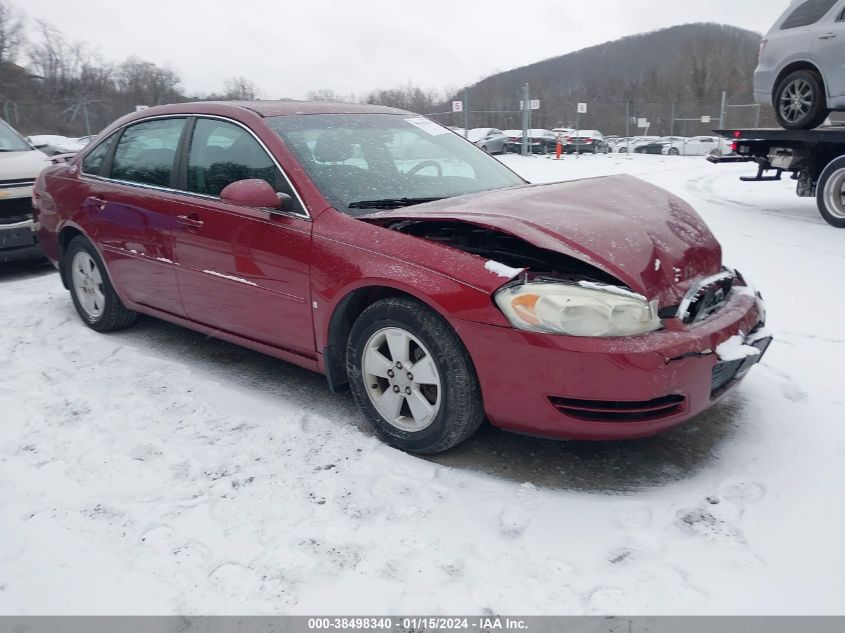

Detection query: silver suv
xmin=755 ymin=0 xmax=845 ymax=129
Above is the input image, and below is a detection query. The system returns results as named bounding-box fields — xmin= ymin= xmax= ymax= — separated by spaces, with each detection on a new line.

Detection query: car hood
xmin=362 ymin=175 xmax=722 ymax=304
xmin=0 ymin=149 xmax=52 ymax=181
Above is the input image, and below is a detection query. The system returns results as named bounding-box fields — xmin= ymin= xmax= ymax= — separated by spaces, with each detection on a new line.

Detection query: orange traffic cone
xmin=555 ymin=139 xmax=562 ymax=160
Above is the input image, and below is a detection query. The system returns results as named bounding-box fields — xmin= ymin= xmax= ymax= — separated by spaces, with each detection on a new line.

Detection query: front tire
xmin=816 ymin=156 xmax=845 ymax=228
xmin=346 ymin=297 xmax=485 ymax=454
xmin=668 ymin=148 xmax=680 ymax=156
xmin=774 ymin=69 xmax=829 ymax=130
xmin=65 ymin=236 xmax=137 ymax=331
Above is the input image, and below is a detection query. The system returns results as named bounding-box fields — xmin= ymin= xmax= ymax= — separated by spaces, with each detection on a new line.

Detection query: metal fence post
xmin=463 ymin=87 xmax=469 ymax=137
xmin=521 ymin=84 xmax=529 ymax=156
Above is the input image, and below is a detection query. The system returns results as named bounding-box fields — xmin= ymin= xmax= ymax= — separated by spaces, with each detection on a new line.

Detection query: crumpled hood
xmin=364 ymin=175 xmax=722 ymax=304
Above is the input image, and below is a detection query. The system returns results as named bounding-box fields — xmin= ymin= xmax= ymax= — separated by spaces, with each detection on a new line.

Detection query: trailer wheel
xmin=774 ymin=70 xmax=829 ymax=131
xmin=816 ymin=156 xmax=845 ymax=228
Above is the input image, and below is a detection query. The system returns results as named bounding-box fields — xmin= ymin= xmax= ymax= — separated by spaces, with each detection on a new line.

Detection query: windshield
xmin=0 ymin=119 xmax=34 ymax=152
xmin=266 ymin=114 xmax=525 ymax=215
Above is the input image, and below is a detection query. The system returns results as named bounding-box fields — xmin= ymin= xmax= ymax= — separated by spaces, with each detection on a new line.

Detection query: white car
xmin=662 ymin=136 xmax=721 ymax=156
xmin=616 ymin=136 xmax=659 ymax=153
xmin=1 ymin=120 xmax=51 ymax=262
xmin=465 ymin=128 xmax=509 ymax=154
xmin=26 ymin=135 xmax=89 ymax=156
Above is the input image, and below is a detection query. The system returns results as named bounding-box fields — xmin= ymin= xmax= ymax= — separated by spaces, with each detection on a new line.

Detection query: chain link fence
xmin=5 ymin=94 xmax=845 ymax=139
xmin=426 ymin=97 xmax=781 ymax=137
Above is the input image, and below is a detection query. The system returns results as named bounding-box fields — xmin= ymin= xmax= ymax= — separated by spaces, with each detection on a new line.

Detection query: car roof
xmin=236 ymin=100 xmax=412 ymax=117
xmin=91 ymin=100 xmax=417 ymax=140
xmin=122 ymin=100 xmax=411 ymax=120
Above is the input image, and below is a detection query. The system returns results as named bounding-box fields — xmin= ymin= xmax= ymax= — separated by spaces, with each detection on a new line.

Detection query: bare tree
xmin=307 ymin=88 xmax=357 ymax=103
xmin=223 ymin=76 xmax=260 ymax=100
xmin=365 ymin=82 xmax=443 ymax=113
xmin=0 ymin=0 xmax=24 ymax=65
xmin=116 ymin=57 xmax=182 ymax=106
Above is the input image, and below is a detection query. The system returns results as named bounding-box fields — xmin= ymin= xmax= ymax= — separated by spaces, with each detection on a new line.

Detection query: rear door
xmin=170 ymin=117 xmax=315 ymax=357
xmin=82 ymin=117 xmax=187 ymax=316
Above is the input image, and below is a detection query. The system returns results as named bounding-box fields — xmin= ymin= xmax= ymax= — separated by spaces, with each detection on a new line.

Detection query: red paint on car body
xmin=33 ymin=101 xmax=765 ymax=442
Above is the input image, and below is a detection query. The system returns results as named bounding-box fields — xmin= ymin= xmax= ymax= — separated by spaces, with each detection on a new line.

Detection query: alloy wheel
xmin=71 ymin=251 xmax=106 ymax=319
xmin=362 ymin=327 xmax=442 ymax=432
xmin=779 ymin=78 xmax=813 ymax=124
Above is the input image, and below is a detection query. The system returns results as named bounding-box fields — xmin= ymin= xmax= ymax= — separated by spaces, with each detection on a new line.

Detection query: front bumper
xmin=0 ymin=218 xmax=40 ymax=262
xmin=1 ymin=188 xmax=42 ymax=262
xmin=452 ymin=288 xmax=766 ymax=440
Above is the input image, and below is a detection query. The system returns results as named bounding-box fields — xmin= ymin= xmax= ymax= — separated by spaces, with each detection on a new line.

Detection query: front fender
xmin=311 ymin=211 xmax=517 ymax=353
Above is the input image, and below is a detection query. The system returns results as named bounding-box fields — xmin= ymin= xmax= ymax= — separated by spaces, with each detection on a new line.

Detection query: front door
xmin=171 ymin=117 xmax=315 ymax=358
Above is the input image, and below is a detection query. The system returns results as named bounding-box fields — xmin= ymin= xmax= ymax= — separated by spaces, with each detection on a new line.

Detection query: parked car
xmin=616 ymin=136 xmax=659 ymax=153
xmin=466 ymin=128 xmax=508 ymax=154
xmin=565 ymin=131 xmax=609 ymax=154
xmin=755 ymin=0 xmax=845 ymax=129
xmin=1 ymin=119 xmax=51 ymax=263
xmin=504 ymin=129 xmax=557 ymax=154
xmin=34 ymin=101 xmax=770 ymax=454
xmin=635 ymin=137 xmax=685 ymax=155
xmin=26 ymin=135 xmax=89 ymax=157
xmin=662 ymin=136 xmax=721 ymax=156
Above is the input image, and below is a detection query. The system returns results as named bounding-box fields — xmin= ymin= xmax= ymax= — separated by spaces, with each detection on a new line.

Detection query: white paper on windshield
xmin=405 ymin=116 xmax=449 ymax=136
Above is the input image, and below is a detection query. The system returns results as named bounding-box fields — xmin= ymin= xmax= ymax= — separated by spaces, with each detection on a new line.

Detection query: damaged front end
xmin=368 ymin=218 xmax=663 ymax=338
xmin=379 ymin=219 xmax=619 ymax=285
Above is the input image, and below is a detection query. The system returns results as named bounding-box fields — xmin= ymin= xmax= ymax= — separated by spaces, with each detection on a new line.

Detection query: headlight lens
xmin=494 ymin=282 xmax=661 ymax=337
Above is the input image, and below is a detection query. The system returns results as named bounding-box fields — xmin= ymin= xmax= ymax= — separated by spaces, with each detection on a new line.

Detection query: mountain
xmin=439 ymin=23 xmax=764 ymax=135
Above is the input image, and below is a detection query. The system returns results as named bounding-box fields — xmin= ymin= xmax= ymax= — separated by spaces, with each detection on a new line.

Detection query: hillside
xmin=439 ymin=23 xmax=764 ymax=134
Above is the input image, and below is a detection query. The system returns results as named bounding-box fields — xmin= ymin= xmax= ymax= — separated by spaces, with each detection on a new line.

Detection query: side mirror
xmin=220 ymin=179 xmax=290 ymax=211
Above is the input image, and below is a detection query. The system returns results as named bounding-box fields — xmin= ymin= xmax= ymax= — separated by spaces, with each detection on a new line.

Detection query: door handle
xmin=176 ymin=214 xmax=204 ymax=228
xmin=87 ymin=197 xmax=107 ymax=211
xmin=819 ymin=32 xmax=837 ymax=39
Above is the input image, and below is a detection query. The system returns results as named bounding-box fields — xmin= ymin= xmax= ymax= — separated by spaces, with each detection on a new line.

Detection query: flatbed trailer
xmin=710 ymin=127 xmax=845 ymax=228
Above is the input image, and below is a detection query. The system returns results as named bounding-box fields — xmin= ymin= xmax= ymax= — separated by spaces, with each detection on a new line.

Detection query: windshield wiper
xmin=348 ymin=197 xmax=445 ymax=210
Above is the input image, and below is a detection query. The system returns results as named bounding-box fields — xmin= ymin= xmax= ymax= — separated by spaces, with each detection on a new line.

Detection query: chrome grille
xmin=0 ymin=197 xmax=33 ymax=225
xmin=678 ymin=272 xmax=734 ymax=324
xmin=0 ymin=178 xmax=36 ymax=189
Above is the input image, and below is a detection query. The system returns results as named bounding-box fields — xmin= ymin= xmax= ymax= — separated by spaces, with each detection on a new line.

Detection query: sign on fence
xmin=452 ymin=101 xmax=463 ymax=113
xmin=520 ymin=100 xmax=541 ymax=110
xmin=700 ymin=115 xmax=712 ymax=123
xmin=577 ymin=103 xmax=588 ymax=114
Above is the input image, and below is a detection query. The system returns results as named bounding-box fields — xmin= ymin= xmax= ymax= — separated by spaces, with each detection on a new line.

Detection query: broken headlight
xmin=494 ymin=282 xmax=661 ymax=337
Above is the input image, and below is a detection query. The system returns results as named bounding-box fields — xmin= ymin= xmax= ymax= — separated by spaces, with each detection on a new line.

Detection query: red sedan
xmin=33 ymin=101 xmax=770 ymax=454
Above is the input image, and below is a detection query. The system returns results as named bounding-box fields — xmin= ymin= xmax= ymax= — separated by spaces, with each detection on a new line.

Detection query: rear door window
xmin=111 ymin=118 xmax=185 ymax=188
xmin=781 ymin=0 xmax=839 ymax=29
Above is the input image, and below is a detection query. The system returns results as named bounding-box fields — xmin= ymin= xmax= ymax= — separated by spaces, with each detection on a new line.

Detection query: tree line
xmin=0 ymin=0 xmax=263 ymax=135
xmin=1 ymin=0 xmax=767 ymax=138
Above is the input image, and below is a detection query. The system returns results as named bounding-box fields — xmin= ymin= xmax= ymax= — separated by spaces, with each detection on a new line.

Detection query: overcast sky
xmin=20 ymin=0 xmax=791 ymax=99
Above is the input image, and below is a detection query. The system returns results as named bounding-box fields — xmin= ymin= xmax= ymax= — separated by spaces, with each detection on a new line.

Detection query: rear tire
xmin=774 ymin=69 xmax=829 ymax=130
xmin=65 ymin=236 xmax=137 ymax=332
xmin=816 ymin=156 xmax=845 ymax=228
xmin=346 ymin=297 xmax=485 ymax=454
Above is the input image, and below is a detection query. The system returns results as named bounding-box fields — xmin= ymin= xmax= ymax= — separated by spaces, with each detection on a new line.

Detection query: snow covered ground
xmin=1 ymin=154 xmax=843 ymax=615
